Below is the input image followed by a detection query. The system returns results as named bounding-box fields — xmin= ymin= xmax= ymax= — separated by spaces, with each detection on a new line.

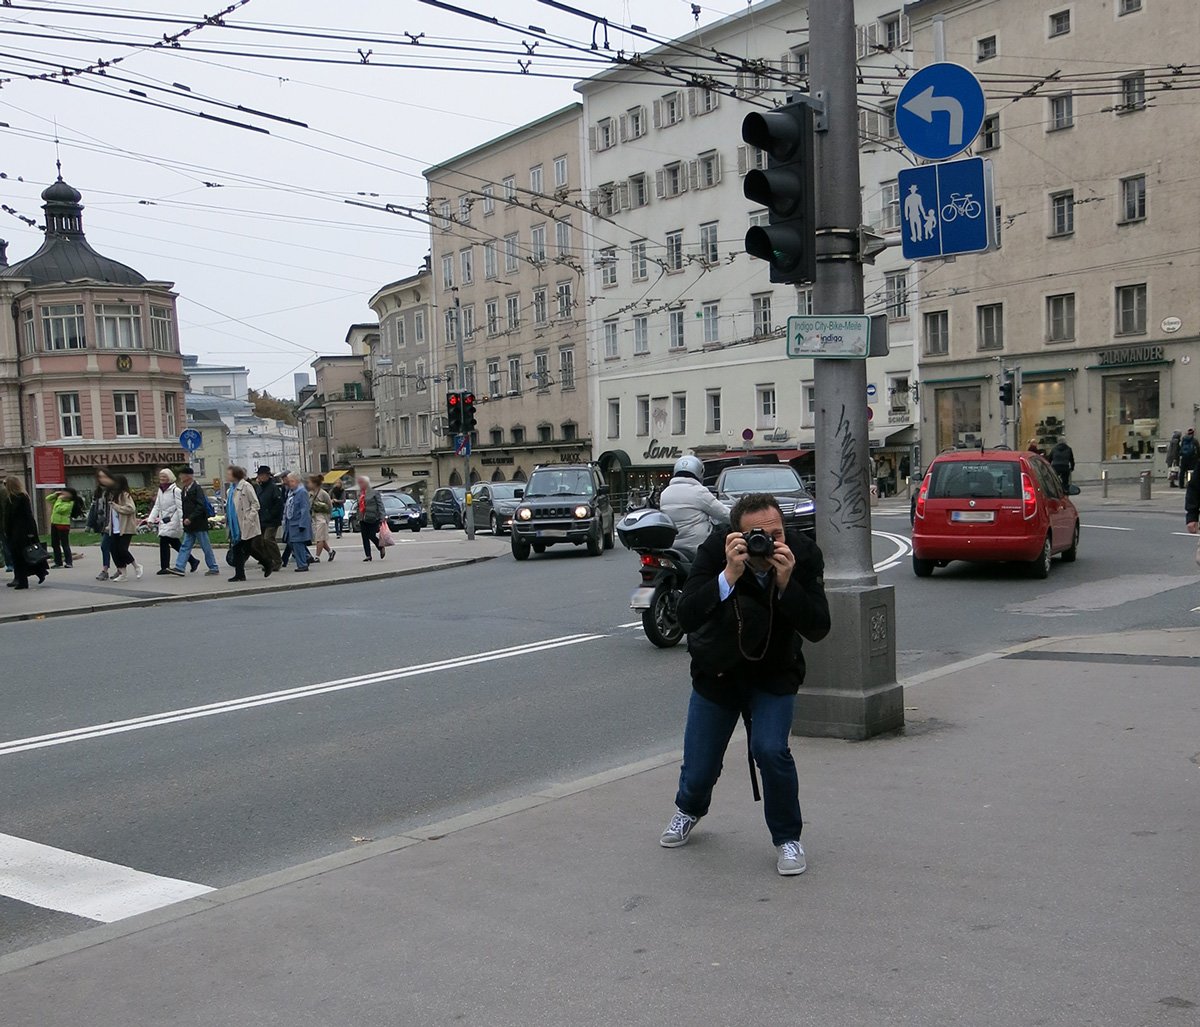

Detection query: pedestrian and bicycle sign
xmin=786 ymin=315 xmax=870 ymax=359
xmin=896 ymin=62 xmax=987 ymax=161
xmin=179 ymin=429 xmax=202 ymax=452
xmin=453 ymin=433 xmax=471 ymax=457
xmin=897 ymin=157 xmax=994 ymax=260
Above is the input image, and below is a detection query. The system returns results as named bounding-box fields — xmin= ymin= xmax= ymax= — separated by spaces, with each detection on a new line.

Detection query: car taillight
xmin=1021 ymin=472 xmax=1038 ymax=520
xmin=640 ymin=554 xmax=661 ymax=568
xmin=915 ymin=479 xmax=929 ymax=519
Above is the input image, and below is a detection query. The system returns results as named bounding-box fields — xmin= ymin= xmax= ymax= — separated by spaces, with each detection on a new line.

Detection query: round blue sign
xmin=896 ymin=63 xmax=987 ymax=161
xmin=179 ymin=429 xmax=202 ymax=452
xmin=867 ymin=384 xmax=878 ymax=398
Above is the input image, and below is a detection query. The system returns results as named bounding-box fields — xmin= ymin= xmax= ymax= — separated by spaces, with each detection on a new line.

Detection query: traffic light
xmin=741 ymin=97 xmax=817 ymax=284
xmin=998 ymin=377 xmax=1014 ymax=406
xmin=446 ymin=391 xmax=462 ymax=433
xmin=462 ymin=392 xmax=477 ymax=434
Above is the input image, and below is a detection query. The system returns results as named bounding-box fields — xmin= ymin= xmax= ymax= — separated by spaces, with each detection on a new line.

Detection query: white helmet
xmin=673 ymin=454 xmax=704 ymax=480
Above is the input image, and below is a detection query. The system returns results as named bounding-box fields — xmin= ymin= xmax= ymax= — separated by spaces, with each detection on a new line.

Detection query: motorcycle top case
xmin=617 ymin=509 xmax=678 ymax=550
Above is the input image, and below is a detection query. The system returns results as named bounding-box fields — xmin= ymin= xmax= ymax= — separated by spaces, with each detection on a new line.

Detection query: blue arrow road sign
xmin=454 ymin=433 xmax=471 ymax=457
xmin=897 ymin=157 xmax=993 ymax=261
xmin=179 ymin=428 xmax=202 ymax=452
xmin=896 ymin=62 xmax=986 ymax=161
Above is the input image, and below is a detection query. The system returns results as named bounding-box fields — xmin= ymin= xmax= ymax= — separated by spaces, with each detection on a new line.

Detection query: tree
xmin=248 ymin=389 xmax=297 ymax=425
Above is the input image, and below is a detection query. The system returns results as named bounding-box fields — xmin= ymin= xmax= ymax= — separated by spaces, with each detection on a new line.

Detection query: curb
xmin=0 ymin=554 xmax=500 ymax=626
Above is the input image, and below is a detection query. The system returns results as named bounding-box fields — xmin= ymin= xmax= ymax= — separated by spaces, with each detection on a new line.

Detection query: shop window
xmin=935 ymin=385 xmax=982 ymax=452
xmin=1103 ymin=373 xmax=1158 ymax=460
xmin=1023 ymin=380 xmax=1067 ymax=453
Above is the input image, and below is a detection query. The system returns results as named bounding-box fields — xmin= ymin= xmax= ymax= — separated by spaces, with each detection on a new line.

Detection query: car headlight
xmin=574 ymin=505 xmax=591 ymax=519
xmin=517 ymin=507 xmax=532 ymax=521
xmin=796 ymin=501 xmax=815 ymax=514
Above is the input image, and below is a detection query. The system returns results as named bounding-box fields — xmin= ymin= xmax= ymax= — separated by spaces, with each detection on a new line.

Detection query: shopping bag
xmin=379 ymin=520 xmax=396 ymax=548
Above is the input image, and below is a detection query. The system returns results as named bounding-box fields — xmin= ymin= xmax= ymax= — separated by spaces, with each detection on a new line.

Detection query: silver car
xmin=470 ymin=482 xmax=525 ymax=535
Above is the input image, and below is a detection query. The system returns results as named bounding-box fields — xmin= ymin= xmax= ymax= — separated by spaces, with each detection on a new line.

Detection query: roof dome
xmin=41 ymin=178 xmax=82 ymax=204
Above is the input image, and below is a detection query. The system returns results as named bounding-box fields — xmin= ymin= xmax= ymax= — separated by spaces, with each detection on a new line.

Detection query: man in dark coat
xmin=1179 ymin=428 xmax=1199 ymax=490
xmin=1185 ymin=465 xmax=1199 ymax=540
xmin=659 ymin=493 xmax=830 ymax=876
xmin=3 ymin=476 xmax=48 ymax=589
xmin=1049 ymin=439 xmax=1075 ymax=492
xmin=253 ymin=465 xmax=284 ymax=571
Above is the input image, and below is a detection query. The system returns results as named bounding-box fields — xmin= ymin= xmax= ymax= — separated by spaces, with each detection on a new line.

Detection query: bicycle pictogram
xmin=940 ymin=192 xmax=982 ymax=222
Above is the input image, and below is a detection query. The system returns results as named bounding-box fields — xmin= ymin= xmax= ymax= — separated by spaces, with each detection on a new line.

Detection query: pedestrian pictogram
xmin=895 ymin=63 xmax=987 ymax=161
xmin=454 ymin=433 xmax=471 ymax=457
xmin=897 ymin=157 xmax=993 ymax=261
xmin=179 ymin=429 xmax=202 ymax=452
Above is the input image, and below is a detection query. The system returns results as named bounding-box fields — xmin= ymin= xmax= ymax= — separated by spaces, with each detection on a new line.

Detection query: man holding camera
xmin=660 ymin=493 xmax=831 ymax=876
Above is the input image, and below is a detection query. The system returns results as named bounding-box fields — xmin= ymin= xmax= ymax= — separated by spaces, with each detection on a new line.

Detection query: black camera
xmin=743 ymin=528 xmax=775 ymax=559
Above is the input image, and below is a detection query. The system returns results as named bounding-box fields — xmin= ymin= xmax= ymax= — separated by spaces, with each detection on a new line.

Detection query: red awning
xmin=718 ymin=448 xmax=814 ymax=461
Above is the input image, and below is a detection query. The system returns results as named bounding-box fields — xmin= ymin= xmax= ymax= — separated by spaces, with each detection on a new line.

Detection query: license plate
xmin=951 ymin=510 xmax=995 ymax=523
xmin=630 ymin=587 xmax=656 ymax=610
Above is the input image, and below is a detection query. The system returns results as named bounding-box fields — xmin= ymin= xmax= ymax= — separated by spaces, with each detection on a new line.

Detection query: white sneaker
xmin=110 ymin=572 xmax=126 ymax=583
xmin=659 ymin=809 xmax=699 ymax=848
xmin=134 ymin=563 xmax=144 ymax=579
xmin=776 ymin=840 xmax=807 ymax=876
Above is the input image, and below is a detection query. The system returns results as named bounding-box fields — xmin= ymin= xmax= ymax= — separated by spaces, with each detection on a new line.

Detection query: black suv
xmin=510 ymin=464 xmax=615 ymax=560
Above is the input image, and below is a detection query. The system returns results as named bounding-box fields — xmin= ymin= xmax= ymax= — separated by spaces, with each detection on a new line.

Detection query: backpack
xmin=1181 ymin=435 xmax=1198 ymax=461
xmin=202 ymin=491 xmax=216 ymax=517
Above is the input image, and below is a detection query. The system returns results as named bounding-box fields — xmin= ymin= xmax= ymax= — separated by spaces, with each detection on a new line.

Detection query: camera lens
xmin=745 ymin=529 xmax=774 ymax=558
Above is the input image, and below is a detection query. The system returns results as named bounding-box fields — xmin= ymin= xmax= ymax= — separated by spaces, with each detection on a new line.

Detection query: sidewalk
xmin=0 ymin=533 xmax=508 ymax=624
xmin=2 ymin=628 xmax=1196 ymax=1025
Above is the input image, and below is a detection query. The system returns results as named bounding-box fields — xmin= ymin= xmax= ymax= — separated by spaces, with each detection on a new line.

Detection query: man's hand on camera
xmin=771 ymin=540 xmax=796 ymax=591
xmin=723 ymin=531 xmax=750 ymax=585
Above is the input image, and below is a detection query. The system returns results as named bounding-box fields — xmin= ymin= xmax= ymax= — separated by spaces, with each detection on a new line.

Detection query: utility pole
xmin=793 ymin=0 xmax=903 ymax=739
xmin=454 ymin=291 xmax=475 ymax=540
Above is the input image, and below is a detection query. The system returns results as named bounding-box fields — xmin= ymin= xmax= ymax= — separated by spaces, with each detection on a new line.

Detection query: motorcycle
xmin=616 ymin=509 xmax=693 ymax=648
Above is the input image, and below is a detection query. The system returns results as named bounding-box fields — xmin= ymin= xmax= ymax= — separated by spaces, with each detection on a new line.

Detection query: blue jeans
xmin=288 ymin=540 xmax=309 ymax=569
xmin=675 ymin=688 xmax=803 ymax=846
xmin=175 ymin=531 xmax=218 ymax=572
xmin=99 ymin=532 xmax=111 ymax=570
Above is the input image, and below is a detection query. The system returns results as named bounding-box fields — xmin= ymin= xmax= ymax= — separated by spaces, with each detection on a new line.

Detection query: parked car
xmin=510 ymin=464 xmax=615 ymax=559
xmin=715 ymin=463 xmax=816 ymax=536
xmin=382 ymin=492 xmax=425 ymax=533
xmin=911 ymin=449 xmax=1080 ymax=579
xmin=430 ymin=486 xmax=467 ymax=530
xmin=470 ymin=482 xmax=525 ymax=535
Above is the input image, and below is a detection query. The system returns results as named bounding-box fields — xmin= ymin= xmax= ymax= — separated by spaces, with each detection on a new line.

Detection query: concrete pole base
xmin=792 ymin=584 xmax=904 ymax=740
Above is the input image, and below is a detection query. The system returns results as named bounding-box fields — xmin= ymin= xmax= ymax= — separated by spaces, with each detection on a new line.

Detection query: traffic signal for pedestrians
xmin=998 ymin=376 xmax=1014 ymax=406
xmin=741 ymin=98 xmax=817 ymax=285
xmin=446 ymin=391 xmax=462 ymax=433
xmin=462 ymin=392 xmax=477 ymax=434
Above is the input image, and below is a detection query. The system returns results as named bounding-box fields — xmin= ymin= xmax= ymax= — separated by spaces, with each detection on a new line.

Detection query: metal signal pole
xmin=455 ymin=291 xmax=475 ymax=540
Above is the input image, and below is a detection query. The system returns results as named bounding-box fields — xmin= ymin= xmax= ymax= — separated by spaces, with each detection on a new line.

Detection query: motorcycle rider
xmin=659 ymin=455 xmax=729 ymax=553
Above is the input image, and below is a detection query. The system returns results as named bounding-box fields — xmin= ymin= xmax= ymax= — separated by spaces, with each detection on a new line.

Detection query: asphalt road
xmin=2 ymin=506 xmax=1197 ymax=955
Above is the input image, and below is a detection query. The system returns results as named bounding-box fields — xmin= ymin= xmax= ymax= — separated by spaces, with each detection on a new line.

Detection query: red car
xmin=911 ymin=450 xmax=1080 ymax=578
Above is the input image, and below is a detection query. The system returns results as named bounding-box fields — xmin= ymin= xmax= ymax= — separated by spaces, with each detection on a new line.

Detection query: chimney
xmin=0 ymin=239 xmax=8 ymax=267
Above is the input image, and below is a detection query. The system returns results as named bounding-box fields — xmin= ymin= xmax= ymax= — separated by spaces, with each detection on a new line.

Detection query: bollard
xmin=1139 ymin=470 xmax=1152 ymax=501
xmin=1101 ymin=469 xmax=1108 ymax=498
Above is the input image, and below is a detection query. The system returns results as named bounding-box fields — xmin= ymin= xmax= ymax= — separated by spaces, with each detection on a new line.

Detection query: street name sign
xmin=896 ymin=62 xmax=986 ymax=161
xmin=786 ymin=315 xmax=870 ymax=359
xmin=897 ymin=157 xmax=993 ymax=260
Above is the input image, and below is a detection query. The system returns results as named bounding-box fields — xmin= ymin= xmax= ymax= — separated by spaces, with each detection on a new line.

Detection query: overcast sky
xmin=0 ymin=0 xmax=746 ymax=394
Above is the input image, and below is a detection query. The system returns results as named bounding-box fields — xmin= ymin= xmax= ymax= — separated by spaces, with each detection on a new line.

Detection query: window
xmin=504 ymin=234 xmax=519 ymax=272
xmin=459 ymin=197 xmax=471 ymax=225
xmin=885 ymin=271 xmax=909 ymax=320
xmin=555 ymin=220 xmax=571 ymax=257
xmin=22 ymin=307 xmax=34 ymax=354
xmin=669 ymin=309 xmax=686 ymax=350
xmin=508 ymin=356 xmax=522 ymax=395
xmin=934 ymin=385 xmax=982 ymax=451
xmin=604 ymin=320 xmax=619 ymax=360
xmin=706 ymin=390 xmax=722 ymax=433
xmin=556 ymin=281 xmax=572 ymax=320
xmin=554 ymin=155 xmax=568 ymax=188
xmin=1119 ymin=0 xmax=1142 ymax=13
xmin=562 ymin=422 xmax=577 ymax=441
xmin=317 ymin=420 xmax=326 ymax=439
xmin=399 ymin=416 xmax=412 ymax=448
xmin=658 ymin=91 xmax=683 ymax=126
xmin=395 ymin=316 xmax=407 ymax=348
xmin=1047 ymin=293 xmax=1076 ymax=342
xmin=537 ymin=424 xmax=553 ymax=444
xmin=530 ymin=165 xmax=543 ymax=195
xmin=672 ymin=393 xmax=687 ymax=435
xmin=461 ymin=304 xmax=475 ymax=341
xmin=880 ymin=104 xmax=897 ymax=140
xmin=441 ymin=254 xmax=454 ymax=290
xmin=460 ymin=248 xmax=474 ymax=285
xmin=444 ymin=309 xmax=459 ymax=346
xmin=399 ymin=362 xmax=410 ymax=396
xmin=1120 ymin=72 xmax=1146 ymax=111
xmin=58 ymin=393 xmax=82 ymax=437
xmin=530 ymin=225 xmax=547 ymax=262
xmin=924 ymin=310 xmax=949 ymax=355
xmin=752 ymin=293 xmax=773 ymax=336
xmin=666 ymin=230 xmax=683 ymax=272
xmin=977 ymin=303 xmax=1004 ymax=350
xmin=482 ymin=185 xmax=495 ymax=216
xmin=633 ymin=316 xmax=649 ymax=355
xmin=489 ymin=428 xmax=504 ymax=447
xmin=483 ymin=241 xmax=498 ymax=279
xmin=1120 ymin=174 xmax=1146 ymax=222
xmin=1049 ymin=93 xmax=1074 ymax=131
xmin=697 ymin=88 xmax=719 ymax=115
xmin=1050 ymin=190 xmax=1075 ymax=236
xmin=534 ymin=350 xmax=550 ymax=390
xmin=164 ymin=392 xmax=177 ymax=436
xmin=699 ymin=222 xmax=720 ymax=264
xmin=439 ymin=201 xmax=451 ymax=230
xmin=803 ymin=384 xmax=817 ymax=425
xmin=631 ymin=240 xmax=648 ymax=281
xmin=511 ymin=426 xmax=525 ymax=445
xmin=1049 ymin=9 xmax=1071 ymax=36
xmin=596 ymin=182 xmax=618 ymax=217
xmin=1104 ymin=373 xmax=1159 ymax=459
xmin=880 ymin=180 xmax=900 ymax=231
xmin=41 ymin=303 xmax=86 ymax=350
xmin=1116 ymin=283 xmax=1147 ymax=335
xmin=487 ymin=359 xmax=501 ymax=399
xmin=756 ymin=385 xmax=777 ymax=427
xmin=697 ymin=150 xmax=721 ymax=189
xmin=594 ymin=118 xmax=615 ymax=151
xmin=414 ymin=312 xmax=425 ymax=344
xmin=607 ymin=398 xmax=621 ymax=438
xmin=503 ymin=176 xmax=517 ymax=202
xmin=628 ymin=173 xmax=649 ymax=208
xmin=559 ymin=348 xmax=575 ymax=390
xmin=749 ymin=208 xmax=769 ymax=230
xmin=797 ymin=287 xmax=814 ymax=315
xmin=418 ymin=414 xmax=430 ymax=447
xmin=485 ymin=299 xmax=500 ymax=336
xmin=980 ymin=112 xmax=1000 ymax=150
xmin=506 ymin=294 xmax=521 ymax=331
xmin=533 ymin=287 xmax=549 ymax=326
xmin=977 ymin=35 xmax=997 ymax=61
xmin=882 ymin=12 xmax=905 ymax=50
xmin=95 ymin=304 xmax=142 ymax=349
xmin=113 ymin=391 xmax=139 ymax=436
xmin=624 ymin=106 xmax=646 ymax=140
xmin=636 ymin=396 xmax=650 ymax=436
xmin=599 ymin=248 xmax=618 ymax=287
xmin=702 ymin=302 xmax=720 ymax=344
xmin=659 ymin=162 xmax=687 ymax=198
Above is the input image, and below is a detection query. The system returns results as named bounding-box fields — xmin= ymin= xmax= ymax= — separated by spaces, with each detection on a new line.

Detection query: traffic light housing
xmin=742 ymin=98 xmax=817 ymax=285
xmin=462 ymin=392 xmax=477 ymax=434
xmin=446 ymin=391 xmax=462 ymax=433
xmin=998 ymin=378 xmax=1014 ymax=406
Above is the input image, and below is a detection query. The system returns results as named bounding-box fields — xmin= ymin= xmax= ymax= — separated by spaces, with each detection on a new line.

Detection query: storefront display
xmin=1022 ymin=379 xmax=1066 ymax=455
xmin=1103 ymin=372 xmax=1159 ymax=460
xmin=935 ymin=385 xmax=982 ymax=452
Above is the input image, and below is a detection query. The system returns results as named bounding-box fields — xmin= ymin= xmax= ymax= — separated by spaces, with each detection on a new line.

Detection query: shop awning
xmin=718 ymin=447 xmax=815 ymax=461
xmin=596 ymin=449 xmax=632 ymax=470
xmin=322 ymin=469 xmax=350 ymax=485
xmin=871 ymin=424 xmax=915 ymax=447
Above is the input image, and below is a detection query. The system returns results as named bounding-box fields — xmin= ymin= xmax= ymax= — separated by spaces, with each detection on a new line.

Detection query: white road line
xmin=1173 ymin=532 xmax=1197 ymax=538
xmin=872 ymin=529 xmax=912 ymax=573
xmin=1081 ymin=524 xmax=1133 ymax=531
xmin=617 ymin=621 xmax=643 ymax=628
xmin=0 ymin=833 xmax=212 ymax=923
xmin=0 ymin=634 xmax=605 ymax=757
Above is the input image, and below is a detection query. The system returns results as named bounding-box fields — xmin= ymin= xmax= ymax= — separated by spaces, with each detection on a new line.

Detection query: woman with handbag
xmin=146 ymin=468 xmax=198 ymax=575
xmin=107 ymin=474 xmax=144 ymax=583
xmin=356 ymin=475 xmax=386 ymax=562
xmin=87 ymin=468 xmax=116 ymax=580
xmin=225 ymin=465 xmax=269 ymax=582
xmin=4 ymin=476 xmax=49 ymax=590
xmin=306 ymin=474 xmax=336 ymax=563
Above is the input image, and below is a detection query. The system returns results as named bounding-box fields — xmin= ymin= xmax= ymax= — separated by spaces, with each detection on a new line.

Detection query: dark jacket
xmin=360 ymin=489 xmax=385 ymax=525
xmin=254 ymin=478 xmax=284 ymax=528
xmin=1185 ymin=470 xmax=1199 ymax=526
xmin=678 ymin=528 xmax=831 ymax=709
xmin=1049 ymin=442 xmax=1075 ymax=470
xmin=5 ymin=491 xmax=38 ymax=548
xmin=1180 ymin=432 xmax=1200 ymax=468
xmin=179 ymin=480 xmax=210 ymax=533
